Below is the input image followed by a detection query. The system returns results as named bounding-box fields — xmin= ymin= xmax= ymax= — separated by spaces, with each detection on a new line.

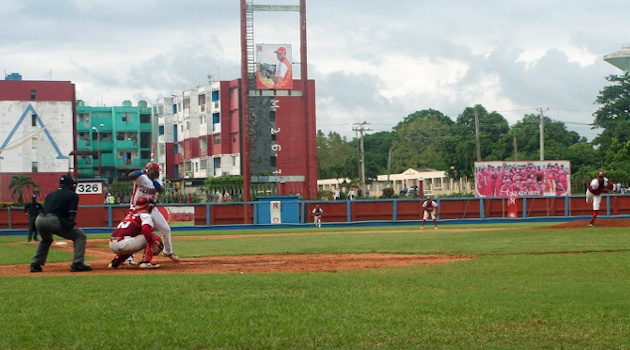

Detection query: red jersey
xmin=111 ymin=211 xmax=154 ymax=244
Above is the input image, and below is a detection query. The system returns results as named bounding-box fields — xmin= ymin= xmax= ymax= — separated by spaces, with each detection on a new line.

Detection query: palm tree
xmin=9 ymin=175 xmax=37 ymax=205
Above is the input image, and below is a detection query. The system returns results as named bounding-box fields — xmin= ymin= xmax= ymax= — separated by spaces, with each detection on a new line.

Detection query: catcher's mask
xmin=134 ymin=195 xmax=155 ymax=213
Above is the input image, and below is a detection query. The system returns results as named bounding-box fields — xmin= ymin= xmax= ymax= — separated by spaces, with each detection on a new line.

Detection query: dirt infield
xmin=547 ymin=218 xmax=630 ymax=229
xmin=2 ymin=231 xmax=474 ymax=277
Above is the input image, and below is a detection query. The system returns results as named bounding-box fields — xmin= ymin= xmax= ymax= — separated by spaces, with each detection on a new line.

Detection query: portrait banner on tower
xmin=255 ymin=43 xmax=293 ymax=90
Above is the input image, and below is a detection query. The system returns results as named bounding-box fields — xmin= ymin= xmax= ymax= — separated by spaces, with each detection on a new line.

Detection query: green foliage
xmin=8 ymin=174 xmax=37 ymax=205
xmin=317 ymin=130 xmax=357 ymax=180
xmin=391 ymin=109 xmax=454 ymax=172
xmin=203 ymin=175 xmax=244 ymax=197
xmin=381 ymin=187 xmax=394 ymax=198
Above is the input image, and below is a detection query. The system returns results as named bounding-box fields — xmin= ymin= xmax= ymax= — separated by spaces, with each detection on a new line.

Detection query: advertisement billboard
xmin=474 ymin=161 xmax=571 ymax=197
xmin=256 ymin=43 xmax=293 ymax=90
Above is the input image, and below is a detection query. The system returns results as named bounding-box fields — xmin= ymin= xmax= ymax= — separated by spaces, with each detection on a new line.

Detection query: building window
xmin=158 ymin=125 xmax=164 ymax=135
xmin=121 ymin=113 xmax=130 ymax=122
xmin=214 ymin=136 xmax=221 ymax=144
xmin=212 ymin=90 xmax=219 ymax=101
xmin=32 ymin=162 xmax=38 ymax=172
xmin=139 ymin=113 xmax=151 ymax=123
xmin=32 ymin=114 xmax=37 ymax=126
xmin=184 ymin=97 xmax=190 ymax=109
xmin=172 ymin=104 xmax=177 ymax=114
xmin=30 ymin=90 xmax=36 ymax=100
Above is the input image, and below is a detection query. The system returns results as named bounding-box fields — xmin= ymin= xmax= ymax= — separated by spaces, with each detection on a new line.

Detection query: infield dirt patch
xmin=2 ymin=229 xmax=475 ymax=277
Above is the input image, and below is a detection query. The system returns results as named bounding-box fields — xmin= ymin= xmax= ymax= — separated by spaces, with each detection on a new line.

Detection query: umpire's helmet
xmin=59 ymin=174 xmax=76 ymax=188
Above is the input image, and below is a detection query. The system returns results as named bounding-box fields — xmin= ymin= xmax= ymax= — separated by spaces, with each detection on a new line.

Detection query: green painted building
xmin=75 ymin=100 xmax=153 ymax=182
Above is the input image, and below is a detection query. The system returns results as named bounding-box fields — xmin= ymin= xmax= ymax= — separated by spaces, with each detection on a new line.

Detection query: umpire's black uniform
xmin=24 ymin=195 xmax=43 ymax=241
xmin=30 ymin=175 xmax=92 ymax=273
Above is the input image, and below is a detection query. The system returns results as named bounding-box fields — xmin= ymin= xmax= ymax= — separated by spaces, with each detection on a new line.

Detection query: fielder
xmin=128 ymin=162 xmax=179 ymax=262
xmin=108 ymin=196 xmax=163 ymax=269
xmin=312 ymin=205 xmax=323 ymax=228
xmin=420 ymin=196 xmax=438 ymax=230
xmin=586 ymin=171 xmax=610 ymax=227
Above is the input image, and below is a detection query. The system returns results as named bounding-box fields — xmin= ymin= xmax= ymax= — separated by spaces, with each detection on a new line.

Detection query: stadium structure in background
xmin=240 ymin=0 xmax=317 ymax=203
xmin=0 ymin=78 xmax=77 ymax=201
xmin=474 ymin=161 xmax=571 ymax=198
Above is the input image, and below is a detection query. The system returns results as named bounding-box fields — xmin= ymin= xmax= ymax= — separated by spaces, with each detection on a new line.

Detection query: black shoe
xmin=70 ymin=262 xmax=92 ymax=272
xmin=108 ymin=260 xmax=119 ymax=269
xmin=27 ymin=237 xmax=32 ymax=242
xmin=30 ymin=263 xmax=42 ymax=273
xmin=34 ymin=238 xmax=39 ymax=241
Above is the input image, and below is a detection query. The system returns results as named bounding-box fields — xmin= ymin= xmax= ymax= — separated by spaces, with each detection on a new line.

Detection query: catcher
xmin=108 ymin=196 xmax=164 ymax=269
xmin=586 ymin=171 xmax=612 ymax=227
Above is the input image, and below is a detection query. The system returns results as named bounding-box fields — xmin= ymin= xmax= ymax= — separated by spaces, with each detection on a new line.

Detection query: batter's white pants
xmin=152 ymin=208 xmax=174 ymax=255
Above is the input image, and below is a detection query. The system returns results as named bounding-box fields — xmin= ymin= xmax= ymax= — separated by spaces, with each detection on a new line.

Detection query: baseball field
xmin=1 ymin=220 xmax=630 ymax=349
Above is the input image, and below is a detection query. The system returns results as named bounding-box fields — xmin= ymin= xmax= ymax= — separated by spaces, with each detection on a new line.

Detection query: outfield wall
xmin=2 ymin=194 xmax=630 ymax=231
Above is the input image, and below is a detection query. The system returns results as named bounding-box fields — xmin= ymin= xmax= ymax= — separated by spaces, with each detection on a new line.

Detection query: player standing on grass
xmin=586 ymin=171 xmax=611 ymax=227
xmin=420 ymin=196 xmax=438 ymax=230
xmin=128 ymin=162 xmax=179 ymax=262
xmin=312 ymin=205 xmax=323 ymax=228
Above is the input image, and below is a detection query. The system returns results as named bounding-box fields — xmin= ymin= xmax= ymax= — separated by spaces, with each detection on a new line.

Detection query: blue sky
xmin=2 ymin=0 xmax=628 ymax=141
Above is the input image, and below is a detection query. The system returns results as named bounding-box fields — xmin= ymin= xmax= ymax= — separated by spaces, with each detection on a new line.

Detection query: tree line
xmin=317 ymin=73 xmax=630 ymax=195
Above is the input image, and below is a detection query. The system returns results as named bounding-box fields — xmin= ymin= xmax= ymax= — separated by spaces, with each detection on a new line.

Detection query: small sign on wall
xmin=270 ymin=201 xmax=281 ymax=223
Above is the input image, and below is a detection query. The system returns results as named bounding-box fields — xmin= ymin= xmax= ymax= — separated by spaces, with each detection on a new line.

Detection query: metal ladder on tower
xmin=245 ymin=0 xmax=256 ymax=88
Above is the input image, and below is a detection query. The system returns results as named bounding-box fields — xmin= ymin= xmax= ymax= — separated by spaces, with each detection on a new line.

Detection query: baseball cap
xmin=597 ymin=171 xmax=605 ymax=177
xmin=59 ymin=174 xmax=76 ymax=186
xmin=274 ymin=47 xmax=286 ymax=54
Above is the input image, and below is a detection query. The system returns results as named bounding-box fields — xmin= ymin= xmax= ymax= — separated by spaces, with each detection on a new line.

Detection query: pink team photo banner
xmin=474 ymin=161 xmax=571 ymax=198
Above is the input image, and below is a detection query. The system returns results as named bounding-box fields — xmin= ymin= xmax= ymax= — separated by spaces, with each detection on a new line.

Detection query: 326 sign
xmin=75 ymin=182 xmax=103 ymax=194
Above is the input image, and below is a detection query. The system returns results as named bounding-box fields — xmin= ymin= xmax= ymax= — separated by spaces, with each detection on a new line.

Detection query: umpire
xmin=24 ymin=195 xmax=43 ymax=242
xmin=30 ymin=174 xmax=92 ymax=273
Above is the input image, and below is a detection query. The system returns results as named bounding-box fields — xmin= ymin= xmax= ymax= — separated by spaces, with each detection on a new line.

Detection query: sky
xmin=2 ymin=0 xmax=629 ymax=141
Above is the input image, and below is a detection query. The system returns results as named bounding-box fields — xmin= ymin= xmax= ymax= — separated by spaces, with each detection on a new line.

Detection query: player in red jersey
xmin=108 ymin=196 xmax=164 ymax=269
xmin=420 ymin=196 xmax=439 ymax=230
xmin=585 ymin=171 xmax=610 ymax=227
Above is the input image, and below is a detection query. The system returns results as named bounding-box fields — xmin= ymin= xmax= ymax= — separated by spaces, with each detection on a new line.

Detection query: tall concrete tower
xmin=604 ymin=45 xmax=630 ymax=73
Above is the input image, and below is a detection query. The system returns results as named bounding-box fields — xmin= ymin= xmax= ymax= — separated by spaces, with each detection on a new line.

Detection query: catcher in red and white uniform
xmin=108 ymin=196 xmax=164 ymax=269
xmin=586 ymin=171 xmax=611 ymax=227
xmin=128 ymin=162 xmax=179 ymax=262
xmin=421 ymin=196 xmax=439 ymax=230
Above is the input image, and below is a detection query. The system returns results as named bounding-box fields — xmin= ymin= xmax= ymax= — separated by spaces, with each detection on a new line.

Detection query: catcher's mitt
xmin=150 ymin=234 xmax=164 ymax=255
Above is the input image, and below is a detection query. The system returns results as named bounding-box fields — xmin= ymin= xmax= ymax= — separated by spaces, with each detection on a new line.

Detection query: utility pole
xmin=537 ymin=108 xmax=549 ymax=161
xmin=474 ymin=108 xmax=481 ymax=161
xmin=352 ymin=121 xmax=371 ymax=197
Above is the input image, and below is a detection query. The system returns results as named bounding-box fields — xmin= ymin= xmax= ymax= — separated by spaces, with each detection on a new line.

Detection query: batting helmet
xmin=145 ymin=162 xmax=160 ymax=173
xmin=150 ymin=234 xmax=164 ymax=255
xmin=134 ymin=195 xmax=155 ymax=213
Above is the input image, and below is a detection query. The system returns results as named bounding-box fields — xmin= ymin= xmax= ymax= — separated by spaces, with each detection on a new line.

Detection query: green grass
xmin=2 ymin=224 xmax=630 ymax=349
